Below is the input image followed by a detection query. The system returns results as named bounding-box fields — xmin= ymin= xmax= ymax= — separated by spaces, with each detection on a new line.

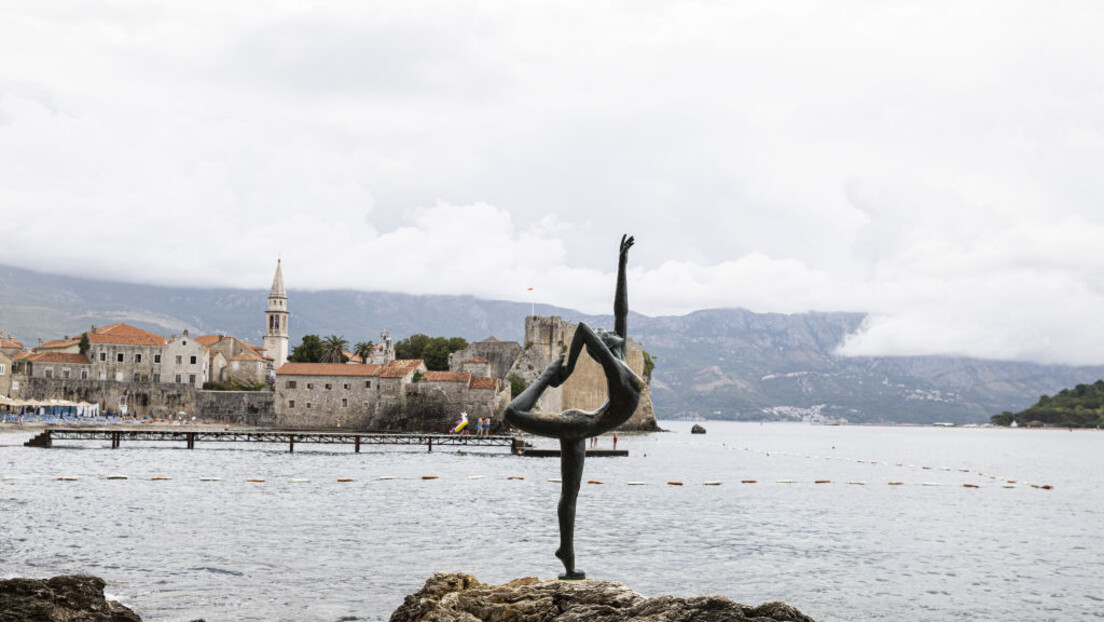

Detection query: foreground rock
xmin=691 ymin=424 xmax=707 ymax=434
xmin=390 ymin=572 xmax=815 ymax=622
xmin=0 ymin=575 xmax=141 ymax=622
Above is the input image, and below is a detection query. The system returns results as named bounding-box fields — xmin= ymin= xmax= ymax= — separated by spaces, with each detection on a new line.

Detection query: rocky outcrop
xmin=0 ymin=575 xmax=142 ymax=622
xmin=389 ymin=572 xmax=815 ymax=622
xmin=691 ymin=424 xmax=707 ymax=434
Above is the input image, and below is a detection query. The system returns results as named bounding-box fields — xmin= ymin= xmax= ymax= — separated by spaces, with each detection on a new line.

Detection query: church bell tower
xmin=264 ymin=259 xmax=289 ymax=369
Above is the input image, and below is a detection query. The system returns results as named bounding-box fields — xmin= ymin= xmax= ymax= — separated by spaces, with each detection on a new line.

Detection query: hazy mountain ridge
xmin=3 ymin=264 xmax=1101 ymax=424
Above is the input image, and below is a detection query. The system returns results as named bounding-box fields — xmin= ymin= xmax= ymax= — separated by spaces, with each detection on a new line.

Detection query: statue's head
xmin=594 ymin=328 xmax=626 ymax=360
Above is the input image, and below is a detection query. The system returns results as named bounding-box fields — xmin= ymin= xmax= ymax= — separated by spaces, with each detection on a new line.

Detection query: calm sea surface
xmin=2 ymin=421 xmax=1101 ymax=621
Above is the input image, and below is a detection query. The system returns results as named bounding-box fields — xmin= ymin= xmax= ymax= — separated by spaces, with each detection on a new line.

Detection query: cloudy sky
xmin=2 ymin=2 xmax=1104 ymax=365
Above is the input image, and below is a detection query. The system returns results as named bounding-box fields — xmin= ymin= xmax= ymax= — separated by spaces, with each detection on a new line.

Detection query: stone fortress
xmin=2 ymin=261 xmax=657 ymax=432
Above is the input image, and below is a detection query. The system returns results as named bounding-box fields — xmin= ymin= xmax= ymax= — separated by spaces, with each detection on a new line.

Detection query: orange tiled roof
xmin=14 ymin=351 xmax=33 ymax=361
xmin=27 ymin=352 xmax=91 ymax=365
xmin=88 ymin=323 xmax=166 ymax=346
xmin=195 ymin=335 xmax=222 ymax=347
xmin=378 ymin=359 xmax=424 ymax=378
xmin=277 ymin=363 xmax=384 ymax=377
xmin=469 ymin=377 xmax=498 ymax=390
xmin=463 ymin=358 xmax=489 ymax=364
xmin=37 ymin=338 xmax=80 ymax=350
xmin=1 ymin=338 xmax=24 ymax=349
xmin=423 ymin=371 xmax=472 ymax=383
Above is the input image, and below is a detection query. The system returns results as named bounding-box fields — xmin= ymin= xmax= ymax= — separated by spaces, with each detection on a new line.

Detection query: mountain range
xmin=3 ymin=263 xmax=1101 ymax=424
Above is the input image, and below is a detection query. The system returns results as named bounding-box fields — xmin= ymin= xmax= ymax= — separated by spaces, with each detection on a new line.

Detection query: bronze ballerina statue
xmin=505 ymin=234 xmax=644 ymax=580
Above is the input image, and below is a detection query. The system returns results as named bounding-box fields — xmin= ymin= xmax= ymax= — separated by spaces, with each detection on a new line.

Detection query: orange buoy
xmin=587 ymin=480 xmax=604 ymax=485
xmin=741 ymin=479 xmax=757 ymax=484
xmin=246 ymin=478 xmax=265 ymax=483
xmin=963 ymin=484 xmax=979 ymax=488
xmin=667 ymin=481 xmax=684 ymax=486
xmin=507 ymin=476 xmax=524 ymax=480
xmin=151 ymin=476 xmax=171 ymax=481
xmin=337 ymin=478 xmax=355 ymax=482
xmin=815 ymin=479 xmax=831 ymax=484
xmin=1041 ymin=484 xmax=1053 ymax=490
xmin=422 ymin=475 xmax=440 ymax=480
xmin=888 ymin=482 xmax=904 ymax=486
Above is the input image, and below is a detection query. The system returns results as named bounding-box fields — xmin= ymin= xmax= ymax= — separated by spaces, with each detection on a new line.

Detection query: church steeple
xmin=264 ymin=259 xmax=289 ymax=370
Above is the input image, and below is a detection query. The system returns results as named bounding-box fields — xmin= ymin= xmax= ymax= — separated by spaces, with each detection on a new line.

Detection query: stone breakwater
xmin=390 ymin=572 xmax=815 ymax=622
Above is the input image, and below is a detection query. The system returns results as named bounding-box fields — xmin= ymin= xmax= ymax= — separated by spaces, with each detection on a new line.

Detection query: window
xmin=133 ymin=373 xmax=141 ymax=382
xmin=154 ymin=354 xmax=161 ymax=363
xmin=44 ymin=368 xmax=54 ymax=378
xmin=175 ymin=374 xmax=182 ymax=383
xmin=306 ymin=402 xmax=312 ymax=409
xmin=182 ymin=340 xmax=187 ymax=346
xmin=325 ymin=383 xmax=332 ymax=390
xmin=117 ymin=353 xmax=124 ymax=362
xmin=190 ymin=355 xmax=197 ymax=365
xmin=0 ymin=363 xmax=5 ymax=375
xmin=189 ymin=374 xmax=196 ymax=384
xmin=343 ymin=383 xmax=350 ymax=390
xmin=153 ymin=373 xmax=160 ymax=382
xmin=175 ymin=355 xmax=182 ymax=364
xmin=62 ymin=368 xmax=71 ymax=379
xmin=286 ymin=380 xmax=297 ymax=389
xmin=341 ymin=398 xmax=348 ymax=408
xmin=365 ymin=381 xmax=371 ymax=388
xmin=288 ymin=400 xmax=295 ymax=408
xmin=100 ymin=353 xmax=106 ymax=361
xmin=307 ymin=383 xmax=314 ymax=389
xmin=135 ymin=354 xmax=142 ymax=363
xmin=81 ymin=369 xmax=88 ymax=380
xmin=99 ymin=372 xmax=106 ymax=380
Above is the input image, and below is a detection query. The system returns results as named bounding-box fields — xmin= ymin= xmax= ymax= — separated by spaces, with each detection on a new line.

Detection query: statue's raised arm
xmin=615 ymin=234 xmax=633 ymax=341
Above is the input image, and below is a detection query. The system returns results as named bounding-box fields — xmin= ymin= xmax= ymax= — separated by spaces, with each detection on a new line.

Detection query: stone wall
xmin=196 ymin=391 xmax=276 ymax=426
xmin=448 ymin=338 xmax=524 ymax=380
xmin=19 ymin=376 xmax=277 ymax=424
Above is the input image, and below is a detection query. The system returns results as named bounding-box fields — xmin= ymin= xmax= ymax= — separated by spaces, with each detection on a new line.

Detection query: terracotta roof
xmin=27 ymin=352 xmax=91 ymax=365
xmin=88 ymin=323 xmax=166 ymax=346
xmin=203 ymin=335 xmax=265 ymax=361
xmin=195 ymin=335 xmax=221 ymax=347
xmin=463 ymin=358 xmax=489 ymax=364
xmin=481 ymin=336 xmax=503 ymax=343
xmin=37 ymin=339 xmax=80 ymax=350
xmin=423 ymin=371 xmax=472 ymax=383
xmin=469 ymin=377 xmax=498 ymax=390
xmin=1 ymin=338 xmax=24 ymax=349
xmin=277 ymin=363 xmax=383 ymax=377
xmin=378 ymin=359 xmax=424 ymax=378
xmin=14 ymin=351 xmax=33 ymax=361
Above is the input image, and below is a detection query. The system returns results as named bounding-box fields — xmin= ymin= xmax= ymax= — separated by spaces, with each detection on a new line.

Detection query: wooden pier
xmin=24 ymin=427 xmax=526 ymax=454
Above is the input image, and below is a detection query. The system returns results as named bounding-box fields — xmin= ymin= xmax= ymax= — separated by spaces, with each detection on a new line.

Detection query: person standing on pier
xmin=504 ymin=234 xmax=643 ymax=580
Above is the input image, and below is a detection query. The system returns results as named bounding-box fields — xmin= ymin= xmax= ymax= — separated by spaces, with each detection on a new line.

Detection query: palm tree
xmin=320 ymin=335 xmax=348 ymax=363
xmin=354 ymin=341 xmax=374 ymax=364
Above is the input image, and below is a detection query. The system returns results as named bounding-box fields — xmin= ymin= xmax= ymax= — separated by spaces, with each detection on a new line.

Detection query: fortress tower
xmin=264 ymin=259 xmax=289 ymax=369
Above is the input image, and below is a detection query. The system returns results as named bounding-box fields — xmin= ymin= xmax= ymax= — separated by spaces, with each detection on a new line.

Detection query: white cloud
xmin=3 ymin=1 xmax=1104 ymax=364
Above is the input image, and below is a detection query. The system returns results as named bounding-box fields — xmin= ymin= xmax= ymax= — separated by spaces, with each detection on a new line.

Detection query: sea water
xmin=1 ymin=421 xmax=1101 ymax=621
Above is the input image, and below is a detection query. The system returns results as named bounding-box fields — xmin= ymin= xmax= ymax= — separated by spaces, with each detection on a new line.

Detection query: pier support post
xmin=428 ymin=437 xmax=432 ymax=453
xmin=355 ymin=436 xmax=361 ymax=453
xmin=111 ymin=431 xmax=119 ymax=449
xmin=186 ymin=433 xmax=195 ymax=449
xmin=289 ymin=435 xmax=295 ymax=453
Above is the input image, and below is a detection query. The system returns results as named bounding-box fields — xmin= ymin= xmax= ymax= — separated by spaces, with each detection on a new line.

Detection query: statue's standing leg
xmin=555 ymin=437 xmax=586 ymax=580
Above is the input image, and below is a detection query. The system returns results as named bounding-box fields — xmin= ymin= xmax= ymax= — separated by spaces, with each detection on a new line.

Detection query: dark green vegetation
xmin=203 ymin=378 xmax=266 ymax=391
xmin=991 ymin=380 xmax=1104 ymax=427
xmin=394 ymin=334 xmax=469 ymax=371
xmin=288 ymin=334 xmax=326 ymax=363
xmin=7 ymin=263 xmax=1104 ymax=424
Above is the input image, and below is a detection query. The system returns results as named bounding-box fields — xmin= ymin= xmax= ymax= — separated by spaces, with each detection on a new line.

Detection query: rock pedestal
xmin=691 ymin=424 xmax=707 ymax=434
xmin=0 ymin=575 xmax=141 ymax=622
xmin=389 ymin=572 xmax=815 ymax=622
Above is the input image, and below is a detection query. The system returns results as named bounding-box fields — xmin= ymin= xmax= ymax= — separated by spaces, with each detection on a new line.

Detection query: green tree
xmin=422 ymin=338 xmax=452 ymax=371
xmin=78 ymin=332 xmax=90 ymax=356
xmin=353 ymin=341 xmax=374 ymax=363
xmin=320 ymin=335 xmax=349 ymax=363
xmin=289 ymin=334 xmax=324 ymax=363
xmin=394 ymin=334 xmax=431 ymax=360
xmin=394 ymin=334 xmax=469 ymax=370
xmin=507 ymin=373 xmax=527 ymax=398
